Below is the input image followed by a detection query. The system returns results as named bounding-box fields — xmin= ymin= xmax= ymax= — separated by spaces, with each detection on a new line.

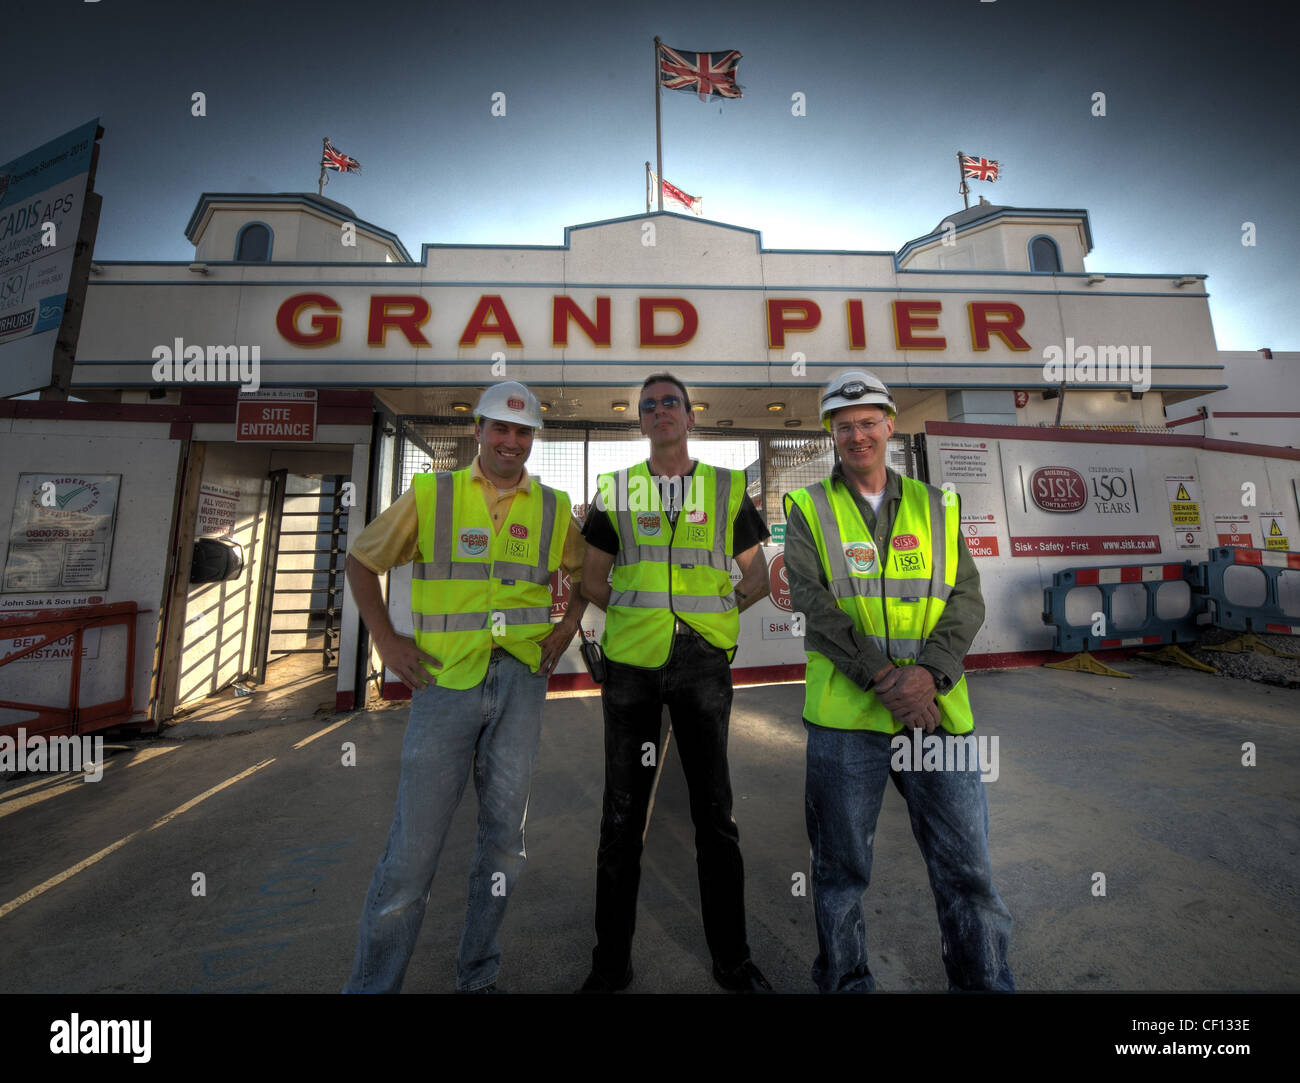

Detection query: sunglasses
xmin=640 ymin=395 xmax=683 ymax=413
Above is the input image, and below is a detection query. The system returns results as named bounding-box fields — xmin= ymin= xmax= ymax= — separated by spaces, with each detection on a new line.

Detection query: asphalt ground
xmin=2 ymin=660 xmax=1296 ymax=1006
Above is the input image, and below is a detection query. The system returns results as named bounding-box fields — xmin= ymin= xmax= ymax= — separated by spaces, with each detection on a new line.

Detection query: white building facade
xmin=2 ymin=192 xmax=1295 ymax=736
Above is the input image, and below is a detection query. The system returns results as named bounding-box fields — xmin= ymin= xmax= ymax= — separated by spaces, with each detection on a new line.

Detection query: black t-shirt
xmin=581 ymin=462 xmax=770 ymax=556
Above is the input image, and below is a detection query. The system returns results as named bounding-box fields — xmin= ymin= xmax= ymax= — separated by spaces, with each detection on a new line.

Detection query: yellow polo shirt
xmin=349 ymin=458 xmax=586 ymax=578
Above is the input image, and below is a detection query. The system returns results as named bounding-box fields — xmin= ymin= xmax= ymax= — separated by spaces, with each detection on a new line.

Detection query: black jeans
xmin=591 ymin=628 xmax=751 ymax=977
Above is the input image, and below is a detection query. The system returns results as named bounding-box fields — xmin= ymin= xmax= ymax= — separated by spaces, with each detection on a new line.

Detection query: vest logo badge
xmin=891 ymin=534 xmax=919 ymax=550
xmin=459 ymin=529 xmax=490 ymax=556
xmin=505 ymin=538 xmax=530 ymax=560
xmin=509 ymin=523 xmax=529 ymax=539
xmin=637 ymin=513 xmax=661 ymax=537
xmin=686 ymin=508 xmax=708 ymax=524
xmin=844 ymin=541 xmax=877 ymax=573
xmin=893 ymin=551 xmax=925 ymax=572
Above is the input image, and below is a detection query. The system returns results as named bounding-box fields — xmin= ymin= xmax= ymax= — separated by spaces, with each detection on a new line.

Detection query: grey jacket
xmin=781 ymin=464 xmax=985 ymax=694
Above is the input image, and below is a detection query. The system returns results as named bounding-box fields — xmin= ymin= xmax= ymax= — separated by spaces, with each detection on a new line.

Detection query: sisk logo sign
xmin=1029 ymin=467 xmax=1087 ymax=512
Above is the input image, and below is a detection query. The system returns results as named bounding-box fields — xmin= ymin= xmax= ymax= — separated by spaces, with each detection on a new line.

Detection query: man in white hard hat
xmin=342 ymin=380 xmax=588 ymax=993
xmin=577 ymin=372 xmax=773 ymax=993
xmin=782 ymin=369 xmax=1013 ymax=993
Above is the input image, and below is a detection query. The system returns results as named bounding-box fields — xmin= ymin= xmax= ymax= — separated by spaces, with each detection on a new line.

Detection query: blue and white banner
xmin=0 ymin=118 xmax=99 ymax=397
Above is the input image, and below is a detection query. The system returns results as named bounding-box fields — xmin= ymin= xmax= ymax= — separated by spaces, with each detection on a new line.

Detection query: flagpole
xmin=645 ymin=161 xmax=652 ymax=214
xmin=319 ymin=137 xmax=329 ymax=196
xmin=653 ymin=36 xmax=664 ymax=212
xmin=957 ymin=150 xmax=969 ymax=210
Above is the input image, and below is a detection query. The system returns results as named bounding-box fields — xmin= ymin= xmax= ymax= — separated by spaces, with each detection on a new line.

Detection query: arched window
xmin=1029 ymin=235 xmax=1061 ymax=272
xmin=235 ymin=223 xmax=272 ymax=262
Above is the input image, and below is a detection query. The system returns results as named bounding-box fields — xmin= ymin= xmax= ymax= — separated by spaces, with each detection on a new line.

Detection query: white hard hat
xmin=474 ymin=381 xmax=543 ymax=429
xmin=819 ymin=369 xmax=896 ymax=430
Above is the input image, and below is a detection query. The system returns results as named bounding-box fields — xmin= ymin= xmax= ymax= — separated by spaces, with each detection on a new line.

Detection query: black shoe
xmin=712 ymin=958 xmax=772 ymax=993
xmin=459 ymin=983 xmax=503 ymax=994
xmin=578 ymin=964 xmax=634 ymax=993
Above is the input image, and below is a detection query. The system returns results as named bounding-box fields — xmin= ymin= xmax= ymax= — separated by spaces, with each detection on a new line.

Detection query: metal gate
xmin=253 ymin=473 xmax=349 ymax=674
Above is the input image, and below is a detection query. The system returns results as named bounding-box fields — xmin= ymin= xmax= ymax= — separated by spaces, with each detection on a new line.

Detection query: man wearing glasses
xmin=782 ymin=369 xmax=1013 ymax=993
xmin=578 ymin=372 xmax=773 ymax=993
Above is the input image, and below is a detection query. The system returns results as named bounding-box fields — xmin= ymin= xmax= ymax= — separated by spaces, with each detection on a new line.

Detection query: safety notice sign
xmin=1214 ymin=514 xmax=1252 ymax=548
xmin=961 ymin=513 xmax=999 ymax=558
xmin=1259 ymin=511 xmax=1290 ymax=551
xmin=1165 ymin=475 xmax=1202 ymax=551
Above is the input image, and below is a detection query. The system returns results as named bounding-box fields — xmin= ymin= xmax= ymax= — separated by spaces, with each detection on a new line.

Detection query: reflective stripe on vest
xmin=786 ymin=475 xmax=974 ymax=734
xmin=601 ymin=461 xmax=744 ymax=667
xmin=410 ymin=469 xmax=568 ymax=689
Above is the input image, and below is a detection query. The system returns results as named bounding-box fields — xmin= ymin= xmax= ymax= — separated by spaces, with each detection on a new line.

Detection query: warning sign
xmin=1165 ymin=475 xmax=1202 ymax=550
xmin=1214 ymin=514 xmax=1253 ymax=548
xmin=1165 ymin=476 xmax=1201 ymax=524
xmin=1260 ymin=511 xmax=1290 ymax=551
xmin=960 ymin=514 xmax=999 ymax=558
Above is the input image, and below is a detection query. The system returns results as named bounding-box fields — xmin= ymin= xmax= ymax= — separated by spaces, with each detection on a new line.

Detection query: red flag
xmin=650 ymin=170 xmax=703 ymax=215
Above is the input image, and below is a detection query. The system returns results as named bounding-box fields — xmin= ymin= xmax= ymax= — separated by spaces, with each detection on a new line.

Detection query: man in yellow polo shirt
xmin=342 ymin=381 xmax=586 ymax=993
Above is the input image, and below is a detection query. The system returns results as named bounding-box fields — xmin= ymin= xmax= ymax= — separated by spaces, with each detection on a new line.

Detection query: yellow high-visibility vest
xmin=784 ymin=475 xmax=975 ymax=734
xmin=411 ymin=469 xmax=569 ymax=689
xmin=600 ymin=461 xmax=745 ymax=666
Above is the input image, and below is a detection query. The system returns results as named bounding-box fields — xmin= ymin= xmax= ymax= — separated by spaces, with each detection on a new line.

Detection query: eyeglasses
xmin=640 ymin=395 xmax=683 ymax=413
xmin=833 ymin=418 xmax=888 ymax=438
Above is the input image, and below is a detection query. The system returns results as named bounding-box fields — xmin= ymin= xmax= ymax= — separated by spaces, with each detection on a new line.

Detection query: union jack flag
xmin=658 ymin=44 xmax=743 ymax=100
xmin=961 ymin=155 xmax=999 ymax=182
xmin=321 ymin=138 xmax=361 ymax=174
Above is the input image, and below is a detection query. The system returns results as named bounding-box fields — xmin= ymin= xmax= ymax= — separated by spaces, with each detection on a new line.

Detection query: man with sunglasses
xmin=578 ymin=372 xmax=773 ymax=993
xmin=782 ymin=369 xmax=1013 ymax=993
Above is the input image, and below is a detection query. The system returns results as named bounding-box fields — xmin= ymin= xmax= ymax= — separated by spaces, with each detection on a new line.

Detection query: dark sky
xmin=4 ymin=0 xmax=1296 ymax=348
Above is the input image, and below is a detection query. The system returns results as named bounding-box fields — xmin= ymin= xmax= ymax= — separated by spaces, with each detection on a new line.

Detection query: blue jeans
xmin=345 ymin=651 xmax=546 ymax=992
xmin=804 ymin=722 xmax=1014 ymax=993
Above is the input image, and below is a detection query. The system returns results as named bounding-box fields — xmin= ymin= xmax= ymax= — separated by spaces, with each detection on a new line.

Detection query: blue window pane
xmin=1030 ymin=236 xmax=1061 ymax=272
xmin=236 ymin=224 xmax=271 ymax=261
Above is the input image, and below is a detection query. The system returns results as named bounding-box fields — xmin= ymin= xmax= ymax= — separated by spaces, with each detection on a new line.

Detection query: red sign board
xmin=768 ymin=552 xmax=792 ymax=612
xmin=236 ymin=398 xmax=316 ymax=441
